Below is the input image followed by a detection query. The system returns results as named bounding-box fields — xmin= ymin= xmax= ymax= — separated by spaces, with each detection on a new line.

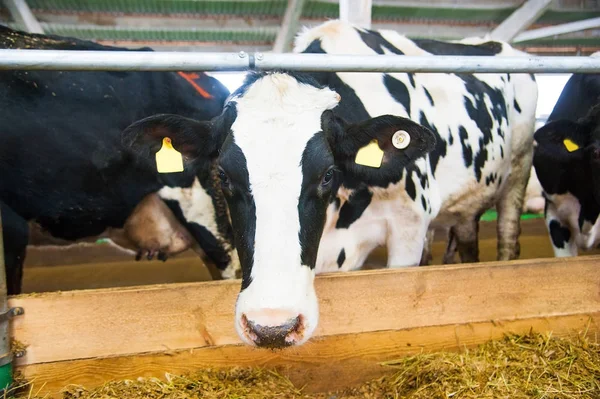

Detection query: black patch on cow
xmin=485 ymin=173 xmax=498 ymax=186
xmin=218 ymin=137 xmax=256 ymax=290
xmin=458 ymin=74 xmax=507 ymax=181
xmin=513 ymin=99 xmax=522 ymax=113
xmin=458 ymin=126 xmax=473 ymax=168
xmin=419 ymin=171 xmax=428 ymax=189
xmin=337 ymin=248 xmax=346 ymax=268
xmin=356 ymin=28 xmax=404 ymax=55
xmin=549 ymin=220 xmax=571 ymax=249
xmin=384 ymin=74 xmax=411 ymax=116
xmin=424 ymin=87 xmax=434 ymax=106
xmin=299 ymin=132 xmax=338 ymax=269
xmin=405 ymin=170 xmax=417 ymax=201
xmin=498 ymin=176 xmax=503 ymax=186
xmin=421 ymin=194 xmax=427 ymax=211
xmin=408 ymin=73 xmax=416 ymax=88
xmin=300 ymin=39 xmax=371 ymax=124
xmin=336 ymin=188 xmax=373 ymax=229
xmin=500 ymin=146 xmax=504 ymax=159
xmin=412 ymin=38 xmax=503 ymax=56
xmin=448 ymin=132 xmax=454 ymax=145
xmin=420 ymin=111 xmax=446 ymax=173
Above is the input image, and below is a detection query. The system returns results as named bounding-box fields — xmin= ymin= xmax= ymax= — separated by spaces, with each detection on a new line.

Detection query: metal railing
xmin=0 ymin=49 xmax=599 ymax=73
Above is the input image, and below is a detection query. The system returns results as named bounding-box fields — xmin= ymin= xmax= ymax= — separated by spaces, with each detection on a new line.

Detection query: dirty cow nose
xmin=241 ymin=310 xmax=305 ymax=348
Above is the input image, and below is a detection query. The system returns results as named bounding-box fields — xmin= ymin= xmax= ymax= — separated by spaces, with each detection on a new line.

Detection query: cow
xmin=533 ymin=70 xmax=600 ymax=257
xmin=0 ymin=25 xmax=240 ymax=295
xmin=122 ymin=20 xmax=538 ymax=348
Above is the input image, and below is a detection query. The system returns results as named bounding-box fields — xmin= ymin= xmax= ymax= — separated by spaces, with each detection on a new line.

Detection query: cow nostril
xmin=241 ymin=313 xmax=304 ymax=348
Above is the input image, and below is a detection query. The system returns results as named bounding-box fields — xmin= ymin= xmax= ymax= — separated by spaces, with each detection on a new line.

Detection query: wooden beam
xmin=272 ymin=0 xmax=306 ymax=53
xmin=9 ymin=256 xmax=600 ymax=366
xmin=514 ymin=17 xmax=600 ymax=43
xmin=490 ymin=0 xmax=552 ymax=42
xmin=340 ymin=0 xmax=372 ymax=29
xmin=18 ymin=312 xmax=600 ymax=397
xmin=3 ymin=0 xmax=43 ymax=34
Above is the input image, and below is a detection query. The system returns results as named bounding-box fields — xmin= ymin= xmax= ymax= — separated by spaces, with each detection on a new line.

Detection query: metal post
xmin=0 ymin=212 xmax=11 ymax=392
xmin=514 ymin=17 xmax=600 ymax=43
xmin=272 ymin=0 xmax=306 ymax=53
xmin=490 ymin=0 xmax=552 ymax=42
xmin=3 ymin=0 xmax=44 ymax=34
xmin=340 ymin=0 xmax=372 ymax=29
xmin=0 ymin=50 xmax=600 ymax=73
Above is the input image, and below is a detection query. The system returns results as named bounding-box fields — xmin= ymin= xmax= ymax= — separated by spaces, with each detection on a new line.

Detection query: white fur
xmin=158 ymin=178 xmax=240 ymax=278
xmin=229 ymin=74 xmax=340 ymax=346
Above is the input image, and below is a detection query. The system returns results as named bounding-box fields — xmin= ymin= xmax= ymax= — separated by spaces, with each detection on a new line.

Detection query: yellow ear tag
xmin=355 ymin=139 xmax=384 ymax=168
xmin=563 ymin=138 xmax=579 ymax=153
xmin=155 ymin=137 xmax=184 ymax=173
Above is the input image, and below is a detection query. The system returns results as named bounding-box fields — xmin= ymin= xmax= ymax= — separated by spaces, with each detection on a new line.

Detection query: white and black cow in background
xmin=123 ymin=20 xmax=537 ymax=348
xmin=0 ymin=25 xmax=240 ymax=294
xmin=533 ymin=68 xmax=600 ymax=257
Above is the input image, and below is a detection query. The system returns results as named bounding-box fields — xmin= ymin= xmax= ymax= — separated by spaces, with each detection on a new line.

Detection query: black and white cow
xmin=533 ymin=67 xmax=600 ymax=256
xmin=0 ymin=25 xmax=239 ymax=294
xmin=123 ymin=20 xmax=537 ymax=348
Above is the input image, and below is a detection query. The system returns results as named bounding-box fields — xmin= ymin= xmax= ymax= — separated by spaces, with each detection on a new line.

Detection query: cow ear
xmin=322 ymin=111 xmax=436 ymax=186
xmin=533 ymin=119 xmax=589 ymax=163
xmin=121 ymin=114 xmax=217 ymax=166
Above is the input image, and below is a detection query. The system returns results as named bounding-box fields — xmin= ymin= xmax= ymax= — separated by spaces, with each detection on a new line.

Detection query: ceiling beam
xmin=272 ymin=0 xmax=306 ymax=53
xmin=3 ymin=0 xmax=44 ymax=34
xmin=340 ymin=0 xmax=372 ymax=29
xmin=490 ymin=0 xmax=552 ymax=42
xmin=514 ymin=17 xmax=600 ymax=43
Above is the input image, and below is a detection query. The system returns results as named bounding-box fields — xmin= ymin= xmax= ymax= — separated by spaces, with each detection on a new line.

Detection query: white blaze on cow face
xmin=225 ymin=74 xmax=340 ymax=347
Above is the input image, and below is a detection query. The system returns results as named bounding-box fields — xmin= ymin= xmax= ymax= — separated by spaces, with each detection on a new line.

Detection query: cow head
xmin=122 ymin=72 xmax=436 ymax=348
xmin=533 ymin=103 xmax=600 ymax=205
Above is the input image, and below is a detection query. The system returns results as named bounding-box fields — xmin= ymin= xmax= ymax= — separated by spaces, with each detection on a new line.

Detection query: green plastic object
xmin=0 ymin=362 xmax=13 ymax=393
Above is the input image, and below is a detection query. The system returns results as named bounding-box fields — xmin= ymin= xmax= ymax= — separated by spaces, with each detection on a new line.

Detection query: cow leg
xmin=419 ymin=228 xmax=435 ymax=266
xmin=451 ymin=218 xmax=480 ymax=263
xmin=496 ymin=148 xmax=533 ymax=261
xmin=442 ymin=227 xmax=458 ymax=264
xmin=1 ymin=202 xmax=29 ymax=295
xmin=544 ymin=200 xmax=577 ymax=257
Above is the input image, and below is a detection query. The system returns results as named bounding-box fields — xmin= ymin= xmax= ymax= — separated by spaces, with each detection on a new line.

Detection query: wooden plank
xmin=9 ymin=256 xmax=600 ymax=367
xmin=22 ymin=257 xmax=213 ymax=293
xmin=18 ymin=312 xmax=600 ymax=397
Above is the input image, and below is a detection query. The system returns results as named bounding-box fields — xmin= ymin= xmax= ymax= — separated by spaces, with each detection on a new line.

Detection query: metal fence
xmin=0 ymin=49 xmax=600 ymax=73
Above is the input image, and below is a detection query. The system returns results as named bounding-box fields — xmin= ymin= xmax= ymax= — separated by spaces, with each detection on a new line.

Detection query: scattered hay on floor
xmin=8 ymin=331 xmax=599 ymax=399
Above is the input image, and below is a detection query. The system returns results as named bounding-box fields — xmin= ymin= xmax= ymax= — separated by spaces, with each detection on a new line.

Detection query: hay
xmin=7 ymin=332 xmax=599 ymax=399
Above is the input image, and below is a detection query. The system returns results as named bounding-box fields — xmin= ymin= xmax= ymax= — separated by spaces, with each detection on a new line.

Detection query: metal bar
xmin=0 ymin=210 xmax=11 ymax=391
xmin=0 ymin=49 xmax=600 ymax=73
xmin=514 ymin=17 xmax=600 ymax=43
xmin=3 ymin=0 xmax=44 ymax=34
xmin=0 ymin=50 xmax=250 ymax=71
xmin=340 ymin=0 xmax=372 ymax=29
xmin=272 ymin=0 xmax=307 ymax=53
xmin=490 ymin=0 xmax=552 ymax=42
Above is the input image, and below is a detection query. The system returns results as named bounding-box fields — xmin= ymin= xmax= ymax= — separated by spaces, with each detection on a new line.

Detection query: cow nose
xmin=241 ymin=310 xmax=304 ymax=348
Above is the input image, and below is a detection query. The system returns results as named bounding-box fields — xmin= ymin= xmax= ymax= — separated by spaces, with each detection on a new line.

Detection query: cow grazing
xmin=0 ymin=25 xmax=239 ymax=294
xmin=533 ymin=71 xmax=600 ymax=256
xmin=123 ymin=20 xmax=537 ymax=348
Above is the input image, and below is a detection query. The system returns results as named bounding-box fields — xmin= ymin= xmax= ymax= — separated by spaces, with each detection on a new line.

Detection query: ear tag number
xmin=392 ymin=130 xmax=411 ymax=149
xmin=355 ymin=139 xmax=384 ymax=168
xmin=155 ymin=137 xmax=184 ymax=173
xmin=563 ymin=138 xmax=579 ymax=152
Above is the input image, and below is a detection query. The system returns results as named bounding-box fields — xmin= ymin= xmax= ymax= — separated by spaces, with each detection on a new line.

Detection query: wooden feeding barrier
xmin=8 ymin=255 xmax=600 ymax=397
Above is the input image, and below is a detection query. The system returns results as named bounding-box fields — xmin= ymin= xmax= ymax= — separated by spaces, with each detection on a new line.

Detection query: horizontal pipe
xmin=0 ymin=49 xmax=600 ymax=73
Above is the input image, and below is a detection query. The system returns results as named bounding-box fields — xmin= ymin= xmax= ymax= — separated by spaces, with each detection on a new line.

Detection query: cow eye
xmin=218 ymin=169 xmax=230 ymax=188
xmin=321 ymin=168 xmax=335 ymax=186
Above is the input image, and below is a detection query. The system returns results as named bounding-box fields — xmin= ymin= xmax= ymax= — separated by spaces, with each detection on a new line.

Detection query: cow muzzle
xmin=240 ymin=309 xmax=305 ymax=348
